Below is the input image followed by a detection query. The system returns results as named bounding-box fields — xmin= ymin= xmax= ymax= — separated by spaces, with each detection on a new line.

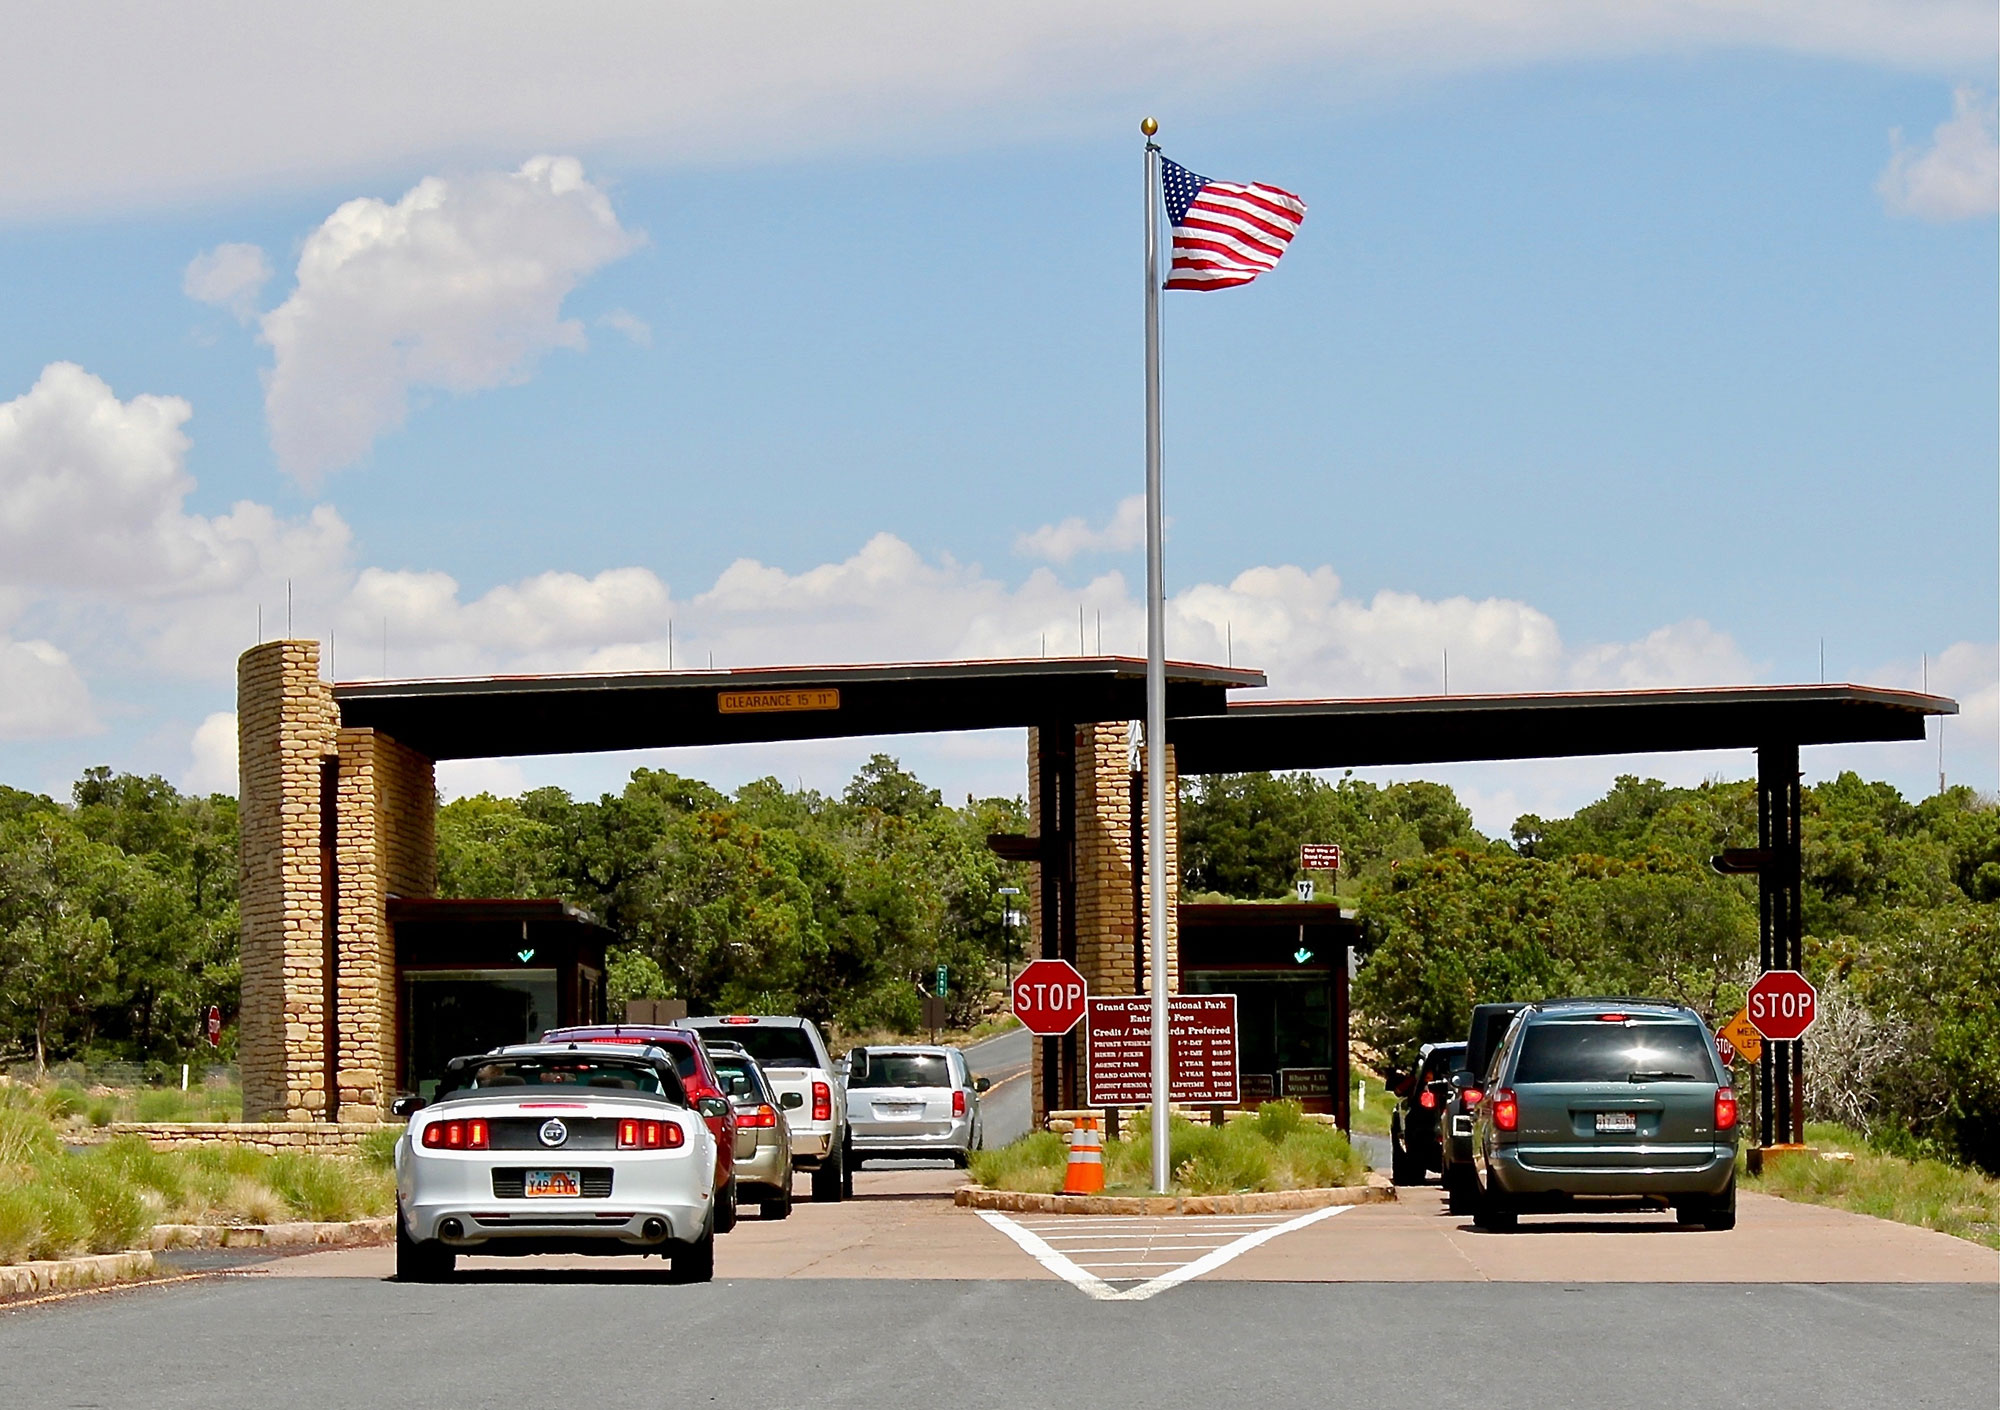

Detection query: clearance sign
xmin=717 ymin=688 xmax=840 ymax=715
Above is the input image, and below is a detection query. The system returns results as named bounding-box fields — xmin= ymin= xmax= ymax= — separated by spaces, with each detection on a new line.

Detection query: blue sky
xmin=0 ymin=7 xmax=1993 ymax=831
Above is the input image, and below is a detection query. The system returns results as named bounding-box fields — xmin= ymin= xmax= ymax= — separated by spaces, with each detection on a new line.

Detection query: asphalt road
xmin=3 ymin=1275 xmax=1989 ymax=1409
xmin=964 ymin=1025 xmax=1031 ymax=1149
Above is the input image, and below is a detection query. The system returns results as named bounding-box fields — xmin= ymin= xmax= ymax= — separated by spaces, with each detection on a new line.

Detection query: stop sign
xmin=1746 ymin=969 xmax=1818 ymax=1041
xmin=1011 ymin=959 xmax=1088 ymax=1036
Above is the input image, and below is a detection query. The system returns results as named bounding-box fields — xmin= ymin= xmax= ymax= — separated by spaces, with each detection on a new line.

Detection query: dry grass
xmin=0 ymin=1091 xmax=391 ymax=1263
xmin=1746 ymin=1123 xmax=2000 ymax=1252
xmin=970 ymin=1101 xmax=1368 ymax=1196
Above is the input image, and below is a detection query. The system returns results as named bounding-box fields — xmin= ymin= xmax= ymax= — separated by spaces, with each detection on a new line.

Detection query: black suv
xmin=1438 ymin=1002 xmax=1529 ymax=1214
xmin=1389 ymin=1041 xmax=1466 ymax=1185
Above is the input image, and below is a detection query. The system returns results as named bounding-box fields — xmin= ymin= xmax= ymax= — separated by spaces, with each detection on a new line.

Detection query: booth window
xmin=404 ymin=969 xmax=558 ymax=1099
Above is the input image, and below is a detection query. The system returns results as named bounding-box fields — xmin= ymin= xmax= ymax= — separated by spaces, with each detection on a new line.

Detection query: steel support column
xmin=1036 ymin=726 xmax=1079 ymax=1117
xmin=1756 ymin=741 xmax=1804 ymax=1147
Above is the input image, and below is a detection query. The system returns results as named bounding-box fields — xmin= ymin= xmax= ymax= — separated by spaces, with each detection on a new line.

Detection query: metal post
xmin=1141 ymin=119 xmax=1171 ymax=1193
xmin=1756 ymin=741 xmax=1803 ymax=1148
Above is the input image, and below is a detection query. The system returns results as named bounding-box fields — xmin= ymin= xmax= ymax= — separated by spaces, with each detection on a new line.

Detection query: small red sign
xmin=1011 ymin=959 xmax=1088 ymax=1036
xmin=1746 ymin=969 xmax=1818 ymax=1042
xmin=1085 ymin=994 xmax=1239 ymax=1107
xmin=1299 ymin=843 xmax=1342 ymax=872
xmin=205 ymin=1005 xmax=222 ymax=1047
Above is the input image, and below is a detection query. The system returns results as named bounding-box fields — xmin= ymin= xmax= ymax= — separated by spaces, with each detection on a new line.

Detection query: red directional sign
xmin=1011 ymin=959 xmax=1088 ymax=1036
xmin=1746 ymin=969 xmax=1818 ymax=1041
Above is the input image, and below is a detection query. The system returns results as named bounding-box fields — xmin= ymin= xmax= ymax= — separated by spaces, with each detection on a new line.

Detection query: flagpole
xmin=1141 ymin=116 xmax=1171 ymax=1194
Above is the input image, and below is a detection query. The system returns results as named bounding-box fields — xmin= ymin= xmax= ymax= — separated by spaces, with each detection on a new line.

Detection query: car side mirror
xmin=973 ymin=1076 xmax=991 ymax=1094
xmin=390 ymin=1096 xmax=425 ymax=1118
xmin=696 ymin=1096 xmax=729 ymax=1119
xmin=847 ymin=1050 xmax=869 ymax=1085
xmin=780 ymin=1091 xmax=805 ymax=1110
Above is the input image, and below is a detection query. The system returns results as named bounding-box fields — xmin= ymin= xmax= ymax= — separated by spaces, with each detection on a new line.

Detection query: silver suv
xmin=1471 ymin=999 xmax=1739 ymax=1232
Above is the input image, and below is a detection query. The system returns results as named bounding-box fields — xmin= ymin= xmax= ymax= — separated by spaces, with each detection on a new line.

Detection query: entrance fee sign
xmin=1011 ymin=959 xmax=1088 ymax=1036
xmin=1085 ymin=994 xmax=1239 ymax=1107
xmin=1746 ymin=969 xmax=1818 ymax=1041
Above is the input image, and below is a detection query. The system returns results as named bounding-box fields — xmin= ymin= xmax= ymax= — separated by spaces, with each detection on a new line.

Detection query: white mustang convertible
xmin=394 ymin=1044 xmax=720 ymax=1282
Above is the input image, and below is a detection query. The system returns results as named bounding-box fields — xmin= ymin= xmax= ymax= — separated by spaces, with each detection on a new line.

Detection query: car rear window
xmin=1421 ymin=1047 xmax=1466 ymax=1082
xmin=851 ymin=1053 xmax=950 ymax=1089
xmin=1512 ymin=1023 xmax=1715 ymax=1084
xmin=710 ymin=1057 xmax=766 ymax=1100
xmin=440 ymin=1056 xmax=679 ymax=1101
xmin=690 ymin=1023 xmax=818 ymax=1067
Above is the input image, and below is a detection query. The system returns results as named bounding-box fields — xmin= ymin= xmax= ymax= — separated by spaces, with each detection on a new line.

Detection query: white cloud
xmin=1016 ymin=495 xmax=1149 ymax=563
xmin=1879 ymin=87 xmax=2000 ymax=220
xmin=260 ymin=156 xmax=644 ymax=479
xmin=182 ymin=242 xmax=271 ymax=322
xmin=435 ymin=758 xmax=531 ymax=802
xmin=0 ymin=362 xmax=348 ymax=601
xmin=1 ymin=4 xmax=1991 ymax=219
xmin=183 ymin=711 xmax=238 ymax=795
xmin=0 ymin=638 xmax=98 ymax=740
xmin=599 ymin=309 xmax=653 ymax=347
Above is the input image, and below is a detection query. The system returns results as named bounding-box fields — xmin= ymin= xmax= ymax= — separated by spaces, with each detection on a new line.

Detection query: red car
xmin=542 ymin=1025 xmax=743 ymax=1232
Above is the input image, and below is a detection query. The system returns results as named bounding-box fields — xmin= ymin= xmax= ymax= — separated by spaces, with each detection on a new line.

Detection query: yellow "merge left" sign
xmin=717 ymin=688 xmax=840 ymax=715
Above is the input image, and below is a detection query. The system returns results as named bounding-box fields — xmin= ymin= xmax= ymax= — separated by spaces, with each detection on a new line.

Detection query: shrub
xmin=265 ymin=1153 xmax=390 ymax=1223
xmin=969 ymin=1129 xmax=1068 ymax=1194
xmin=134 ymin=1090 xmax=190 ymax=1122
xmin=53 ymin=1159 xmax=150 ymax=1253
xmin=42 ymin=1086 xmax=86 ymax=1121
xmin=357 ymin=1128 xmax=400 ymax=1171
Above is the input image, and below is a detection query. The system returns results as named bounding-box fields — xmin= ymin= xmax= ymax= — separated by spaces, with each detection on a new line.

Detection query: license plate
xmin=1595 ymin=1112 xmax=1638 ymax=1134
xmin=525 ymin=1169 xmax=581 ymax=1198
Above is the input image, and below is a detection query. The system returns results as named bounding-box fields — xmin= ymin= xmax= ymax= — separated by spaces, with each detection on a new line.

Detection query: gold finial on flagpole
xmin=1140 ymin=116 xmax=1158 ymax=137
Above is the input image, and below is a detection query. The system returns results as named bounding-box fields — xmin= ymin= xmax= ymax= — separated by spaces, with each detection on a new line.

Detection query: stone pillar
xmin=334 ymin=729 xmax=437 ymax=1119
xmin=1027 ymin=722 xmax=1178 ymax=1128
xmin=237 ymin=641 xmax=339 ymax=1121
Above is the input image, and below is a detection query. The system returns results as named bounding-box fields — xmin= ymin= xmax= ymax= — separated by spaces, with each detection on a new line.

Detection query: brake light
xmin=1419 ymin=1089 xmax=1437 ymax=1109
xmin=421 ymin=1118 xmax=489 ymax=1150
xmin=1715 ymin=1087 xmax=1738 ymax=1132
xmin=738 ymin=1104 xmax=777 ymax=1129
xmin=720 ymin=1016 xmax=757 ymax=1025
xmin=952 ymin=1090 xmax=967 ymax=1118
xmin=617 ymin=1119 xmax=682 ymax=1149
xmin=1598 ymin=1013 xmax=1628 ymax=1022
xmin=1464 ymin=1088 xmax=1484 ymax=1107
xmin=812 ymin=1081 xmax=832 ymax=1122
xmin=1492 ymin=1089 xmax=1519 ymax=1132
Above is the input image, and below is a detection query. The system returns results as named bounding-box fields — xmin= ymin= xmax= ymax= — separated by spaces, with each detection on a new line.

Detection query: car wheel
xmin=761 ymin=1180 xmax=793 ymax=1221
xmin=841 ymin=1136 xmax=856 ymax=1197
xmin=395 ymin=1203 xmax=455 ymax=1282
xmin=811 ymin=1145 xmax=845 ymax=1203
xmin=1472 ymin=1188 xmax=1517 ymax=1232
xmin=668 ymin=1214 xmax=716 ymax=1284
xmin=1682 ymin=1176 xmax=1737 ymax=1231
xmin=1444 ymin=1167 xmax=1476 ymax=1216
xmin=1390 ymin=1139 xmax=1419 ymax=1187
xmin=950 ymin=1149 xmax=971 ymax=1170
xmin=714 ymin=1177 xmax=738 ymax=1234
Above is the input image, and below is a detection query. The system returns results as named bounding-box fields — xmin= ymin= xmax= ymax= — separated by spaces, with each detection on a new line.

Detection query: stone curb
xmin=0 ymin=1251 xmax=155 ymax=1300
xmin=953 ymin=1174 xmax=1394 ymax=1216
xmin=148 ymin=1216 xmax=394 ymax=1250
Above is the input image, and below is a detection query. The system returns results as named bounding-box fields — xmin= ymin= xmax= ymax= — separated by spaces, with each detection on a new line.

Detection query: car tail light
xmin=1419 ymin=1089 xmax=1437 ymax=1109
xmin=739 ymin=1104 xmax=777 ymax=1129
xmin=812 ymin=1081 xmax=832 ymax=1122
xmin=1715 ymin=1087 xmax=1738 ymax=1132
xmin=1492 ymin=1088 xmax=1519 ymax=1132
xmin=1463 ymin=1087 xmax=1484 ymax=1107
xmin=952 ymin=1090 xmax=967 ymax=1118
xmin=421 ymin=1118 xmax=489 ymax=1150
xmin=617 ymin=1119 xmax=682 ymax=1149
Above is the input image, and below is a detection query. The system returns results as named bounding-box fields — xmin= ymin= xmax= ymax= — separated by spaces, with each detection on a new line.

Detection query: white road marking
xmin=977 ymin=1205 xmax=1352 ymax=1301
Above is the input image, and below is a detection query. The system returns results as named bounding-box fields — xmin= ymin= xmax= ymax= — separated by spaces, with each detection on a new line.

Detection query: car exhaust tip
xmin=439 ymin=1218 xmax=464 ymax=1241
xmin=641 ymin=1217 xmax=669 ymax=1242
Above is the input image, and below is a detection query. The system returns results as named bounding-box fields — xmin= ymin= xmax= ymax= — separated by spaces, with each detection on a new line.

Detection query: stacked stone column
xmin=237 ymin=642 xmax=340 ymax=1121
xmin=239 ymin=641 xmax=437 ymax=1122
xmin=1028 ymin=721 xmax=1178 ymax=1127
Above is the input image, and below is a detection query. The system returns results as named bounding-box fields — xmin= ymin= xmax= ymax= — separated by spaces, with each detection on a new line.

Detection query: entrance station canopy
xmin=1168 ymin=684 xmax=1953 ymax=774
xmin=335 ymin=657 xmax=1265 ymax=760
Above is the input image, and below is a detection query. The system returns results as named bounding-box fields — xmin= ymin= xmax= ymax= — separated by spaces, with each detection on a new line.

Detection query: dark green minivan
xmin=1471 ymin=999 xmax=1738 ymax=1231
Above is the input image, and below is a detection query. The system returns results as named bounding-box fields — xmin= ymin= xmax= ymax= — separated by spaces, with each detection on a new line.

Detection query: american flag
xmin=1161 ymin=157 xmax=1306 ymax=292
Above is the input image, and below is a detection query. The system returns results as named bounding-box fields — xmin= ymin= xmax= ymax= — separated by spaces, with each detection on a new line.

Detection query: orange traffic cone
xmin=1062 ymin=1115 xmax=1105 ymax=1195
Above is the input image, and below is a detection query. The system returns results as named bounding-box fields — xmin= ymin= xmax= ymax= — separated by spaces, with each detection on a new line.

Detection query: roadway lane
xmin=964 ymin=1024 xmax=1031 ymax=1148
xmin=3 ymin=1275 xmax=1989 ymax=1410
